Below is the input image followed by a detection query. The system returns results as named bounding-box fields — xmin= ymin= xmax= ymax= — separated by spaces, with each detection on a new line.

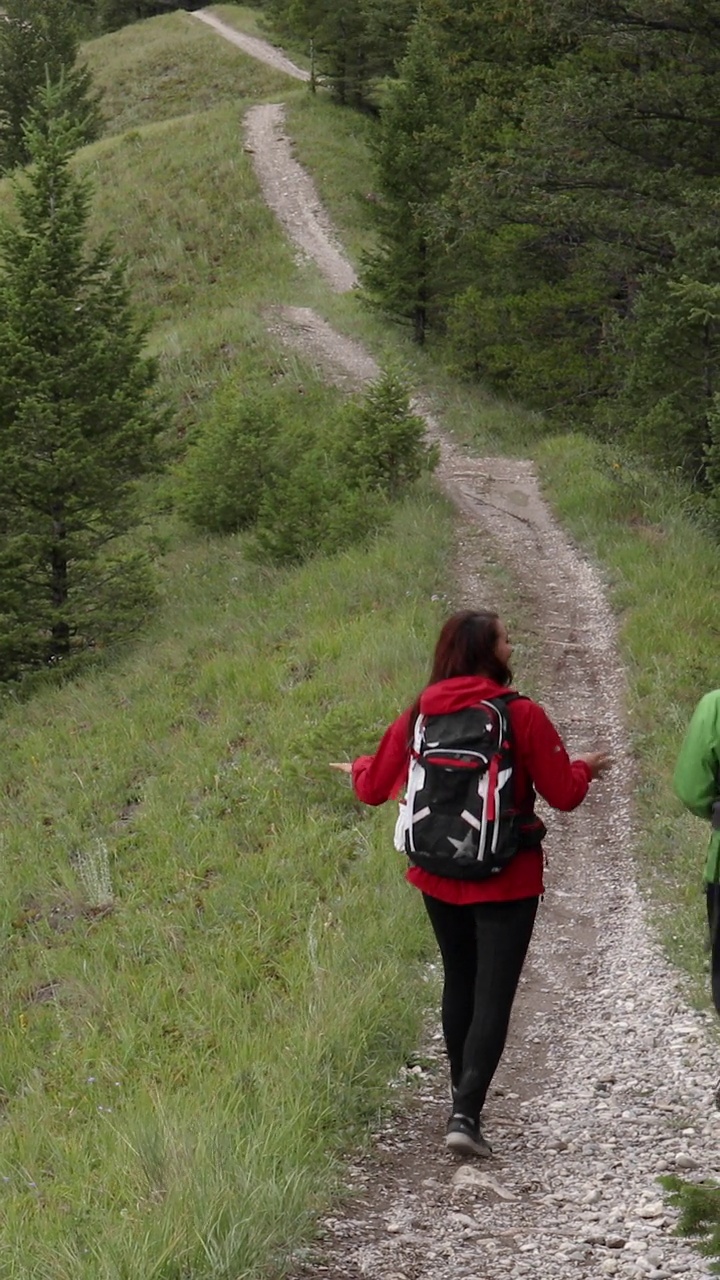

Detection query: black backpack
xmin=396 ymin=694 xmax=546 ymax=880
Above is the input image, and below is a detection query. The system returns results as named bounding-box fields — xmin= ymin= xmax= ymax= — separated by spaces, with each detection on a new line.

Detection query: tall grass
xmin=0 ymin=493 xmax=454 ymax=1278
xmin=0 ymin=19 xmax=457 ymax=1274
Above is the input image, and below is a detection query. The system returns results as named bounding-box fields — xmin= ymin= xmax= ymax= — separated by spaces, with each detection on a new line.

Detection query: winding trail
xmin=192 ymin=10 xmax=310 ymax=81
xmin=193 ymin=12 xmax=720 ymax=1279
xmin=245 ymin=105 xmax=357 ymax=293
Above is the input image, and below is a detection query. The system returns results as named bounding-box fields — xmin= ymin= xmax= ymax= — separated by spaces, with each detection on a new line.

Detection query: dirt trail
xmin=192 ymin=10 xmax=310 ymax=82
xmin=193 ymin=17 xmax=720 ymax=1280
xmin=245 ymin=105 xmax=357 ymax=293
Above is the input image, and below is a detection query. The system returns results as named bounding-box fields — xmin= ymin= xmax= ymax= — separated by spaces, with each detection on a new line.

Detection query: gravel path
xmin=192 ymin=10 xmax=310 ymax=82
xmin=244 ymin=104 xmax=357 ymax=292
xmin=190 ymin=17 xmax=720 ymax=1279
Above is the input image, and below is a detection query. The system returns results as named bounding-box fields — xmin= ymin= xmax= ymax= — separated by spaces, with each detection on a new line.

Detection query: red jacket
xmin=351 ymin=675 xmax=592 ymax=904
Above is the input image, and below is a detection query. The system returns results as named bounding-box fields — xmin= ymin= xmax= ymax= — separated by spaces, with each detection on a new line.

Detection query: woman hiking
xmin=330 ymin=609 xmax=611 ymax=1159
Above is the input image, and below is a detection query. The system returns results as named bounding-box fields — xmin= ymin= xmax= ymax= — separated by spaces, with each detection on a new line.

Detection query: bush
xmin=177 ymin=386 xmax=286 ymax=534
xmin=251 ymin=446 xmax=389 ymax=565
xmin=662 ymin=1175 xmax=720 ymax=1270
xmin=177 ymin=369 xmax=437 ymax=564
xmin=336 ymin=369 xmax=438 ymax=498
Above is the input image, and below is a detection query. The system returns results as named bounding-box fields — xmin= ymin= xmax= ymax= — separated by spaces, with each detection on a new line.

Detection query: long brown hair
xmin=408 ymin=610 xmax=512 ymax=734
xmin=429 ymin=610 xmax=512 ymax=686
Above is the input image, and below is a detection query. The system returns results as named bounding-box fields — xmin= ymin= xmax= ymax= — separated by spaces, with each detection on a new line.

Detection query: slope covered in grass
xmin=0 ymin=14 xmax=456 ymax=1277
xmin=83 ymin=10 xmax=295 ymax=137
xmin=0 ymin=493 xmax=453 ymax=1278
xmin=3 ymin=1 xmax=718 ymax=1272
xmin=79 ymin=103 xmax=308 ymax=428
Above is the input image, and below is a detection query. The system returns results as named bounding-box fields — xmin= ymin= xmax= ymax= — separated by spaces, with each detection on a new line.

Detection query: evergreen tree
xmin=437 ymin=0 xmax=720 ymax=471
xmin=0 ymin=0 xmax=101 ymax=173
xmin=267 ymin=0 xmax=416 ymax=106
xmin=0 ymin=86 xmax=163 ymax=679
xmin=361 ymin=0 xmax=417 ymax=81
xmin=362 ymin=14 xmax=456 ymax=341
xmin=95 ymin=0 xmax=175 ymax=33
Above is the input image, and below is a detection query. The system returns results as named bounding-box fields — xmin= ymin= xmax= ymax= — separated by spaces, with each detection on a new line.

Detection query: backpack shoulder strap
xmin=484 ymin=691 xmax=527 ymax=712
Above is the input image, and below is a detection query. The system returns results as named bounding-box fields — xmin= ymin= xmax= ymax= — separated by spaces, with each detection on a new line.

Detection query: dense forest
xmin=262 ymin=0 xmax=720 ymax=507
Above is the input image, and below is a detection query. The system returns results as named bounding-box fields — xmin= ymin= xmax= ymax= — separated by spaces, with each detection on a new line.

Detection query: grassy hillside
xmin=0 ymin=14 xmax=454 ymax=1277
xmin=1 ymin=2 xmax=718 ymax=1273
xmin=0 ymin=494 xmax=453 ymax=1278
xmin=81 ymin=103 xmax=309 ymax=432
xmin=83 ymin=11 xmax=294 ymax=136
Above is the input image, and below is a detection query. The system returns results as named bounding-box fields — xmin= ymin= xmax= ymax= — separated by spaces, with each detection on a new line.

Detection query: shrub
xmin=251 ymin=445 xmax=389 ymax=565
xmin=177 ymin=386 xmax=286 ymax=534
xmin=662 ymin=1175 xmax=720 ymax=1270
xmin=178 ymin=369 xmax=436 ymax=565
xmin=336 ymin=369 xmax=438 ymax=498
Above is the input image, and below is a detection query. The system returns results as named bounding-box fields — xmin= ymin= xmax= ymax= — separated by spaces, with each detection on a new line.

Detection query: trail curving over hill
xmin=192 ymin=17 xmax=720 ymax=1280
xmin=192 ymin=10 xmax=310 ymax=81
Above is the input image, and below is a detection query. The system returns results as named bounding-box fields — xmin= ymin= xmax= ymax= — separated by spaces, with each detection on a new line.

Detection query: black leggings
xmin=423 ymin=893 xmax=539 ymax=1122
xmin=706 ymin=884 xmax=720 ymax=1016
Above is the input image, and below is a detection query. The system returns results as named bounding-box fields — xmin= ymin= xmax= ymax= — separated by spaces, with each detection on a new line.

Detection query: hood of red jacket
xmin=419 ymin=676 xmax=516 ymax=716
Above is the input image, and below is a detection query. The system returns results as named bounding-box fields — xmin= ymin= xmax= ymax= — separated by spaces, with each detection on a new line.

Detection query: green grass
xmin=75 ymin=99 xmax=316 ymax=434
xmin=0 ymin=18 xmax=459 ymax=1274
xmin=85 ymin=106 xmax=300 ymax=322
xmin=83 ymin=11 xmax=297 ymax=138
xmin=535 ymin=436 xmax=720 ymax=989
xmin=0 ymin=493 xmax=454 ymax=1278
xmin=2 ymin=4 xmax=719 ymax=1272
xmin=282 ymin=94 xmax=377 ymax=266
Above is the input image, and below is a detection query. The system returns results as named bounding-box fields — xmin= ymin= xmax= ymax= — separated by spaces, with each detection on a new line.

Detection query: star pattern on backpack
xmin=448 ymin=829 xmax=478 ymax=860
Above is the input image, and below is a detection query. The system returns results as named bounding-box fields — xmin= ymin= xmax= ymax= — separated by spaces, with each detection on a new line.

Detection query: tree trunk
xmin=414 ymin=239 xmax=428 ymax=345
xmin=50 ymin=503 xmax=70 ymax=657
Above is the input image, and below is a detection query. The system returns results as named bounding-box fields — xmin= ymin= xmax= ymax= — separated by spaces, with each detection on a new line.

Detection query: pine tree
xmin=0 ymin=85 xmax=164 ymax=680
xmin=360 ymin=0 xmax=417 ymax=81
xmin=95 ymin=0 xmax=172 ymax=33
xmin=436 ymin=0 xmax=720 ymax=457
xmin=0 ymin=0 xmax=101 ymax=173
xmin=362 ymin=14 xmax=456 ymax=341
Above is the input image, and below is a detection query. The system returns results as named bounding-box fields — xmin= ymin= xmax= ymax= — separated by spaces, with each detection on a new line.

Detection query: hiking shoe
xmin=445 ymin=1113 xmax=492 ymax=1159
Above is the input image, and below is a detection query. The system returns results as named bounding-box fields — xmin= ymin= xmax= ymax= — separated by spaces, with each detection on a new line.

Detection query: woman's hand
xmin=577 ymin=751 xmax=613 ymax=778
xmin=329 ymin=762 xmax=352 ymax=774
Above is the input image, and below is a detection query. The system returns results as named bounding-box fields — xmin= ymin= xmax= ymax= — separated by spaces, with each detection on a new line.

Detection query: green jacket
xmin=673 ymin=689 xmax=720 ymax=883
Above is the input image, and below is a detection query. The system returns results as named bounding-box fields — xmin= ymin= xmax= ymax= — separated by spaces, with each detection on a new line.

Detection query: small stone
xmin=636 ymin=1201 xmax=665 ymax=1218
xmin=449 ymin=1213 xmax=477 ymax=1230
xmin=451 ymin=1166 xmax=517 ymax=1200
xmin=624 ymin=1239 xmax=649 ymax=1253
xmin=674 ymin=1152 xmax=699 ymax=1170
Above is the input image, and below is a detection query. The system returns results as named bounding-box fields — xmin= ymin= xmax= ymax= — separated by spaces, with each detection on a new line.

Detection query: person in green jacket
xmin=673 ymin=689 xmax=720 ymax=1015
